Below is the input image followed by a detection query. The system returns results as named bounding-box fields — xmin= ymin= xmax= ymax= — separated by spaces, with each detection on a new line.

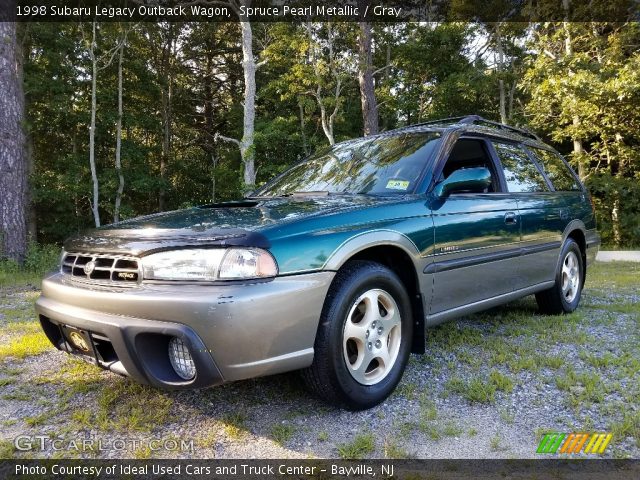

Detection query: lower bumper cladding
xmin=37 ymin=304 xmax=224 ymax=390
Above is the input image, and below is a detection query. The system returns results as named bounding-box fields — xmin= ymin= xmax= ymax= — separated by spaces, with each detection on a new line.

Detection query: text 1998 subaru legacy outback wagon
xmin=36 ymin=116 xmax=600 ymax=409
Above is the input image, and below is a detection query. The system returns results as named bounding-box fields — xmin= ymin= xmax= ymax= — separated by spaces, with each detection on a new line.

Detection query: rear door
xmin=428 ymin=137 xmax=521 ymax=316
xmin=490 ymin=141 xmax=564 ymax=288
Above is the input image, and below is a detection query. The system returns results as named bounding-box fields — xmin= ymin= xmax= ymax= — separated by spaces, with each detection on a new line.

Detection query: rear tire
xmin=301 ymin=260 xmax=412 ymax=410
xmin=535 ymin=239 xmax=584 ymax=314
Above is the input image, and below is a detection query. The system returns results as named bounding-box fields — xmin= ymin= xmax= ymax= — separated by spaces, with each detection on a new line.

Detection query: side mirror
xmin=433 ymin=167 xmax=492 ymax=198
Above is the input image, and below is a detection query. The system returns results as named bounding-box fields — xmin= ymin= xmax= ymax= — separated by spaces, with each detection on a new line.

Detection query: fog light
xmin=168 ymin=337 xmax=196 ymax=380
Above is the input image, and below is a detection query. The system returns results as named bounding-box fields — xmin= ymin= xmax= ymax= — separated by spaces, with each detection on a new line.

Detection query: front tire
xmin=301 ymin=261 xmax=413 ymax=410
xmin=535 ymin=239 xmax=584 ymax=314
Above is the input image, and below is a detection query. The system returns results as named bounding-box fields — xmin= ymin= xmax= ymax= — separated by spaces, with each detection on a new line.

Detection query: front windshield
xmin=254 ymin=132 xmax=441 ymax=196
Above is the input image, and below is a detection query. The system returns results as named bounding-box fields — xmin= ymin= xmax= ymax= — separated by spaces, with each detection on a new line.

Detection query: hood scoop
xmin=199 ymin=200 xmax=259 ymax=209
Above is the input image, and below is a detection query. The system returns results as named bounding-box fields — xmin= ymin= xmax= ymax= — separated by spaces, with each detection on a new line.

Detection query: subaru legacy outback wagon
xmin=36 ymin=116 xmax=600 ymax=409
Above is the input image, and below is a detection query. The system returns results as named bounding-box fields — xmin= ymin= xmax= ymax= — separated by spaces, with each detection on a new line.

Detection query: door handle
xmin=504 ymin=212 xmax=518 ymax=225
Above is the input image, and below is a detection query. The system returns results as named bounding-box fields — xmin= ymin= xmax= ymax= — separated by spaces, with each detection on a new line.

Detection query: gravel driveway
xmin=0 ymin=262 xmax=638 ymax=459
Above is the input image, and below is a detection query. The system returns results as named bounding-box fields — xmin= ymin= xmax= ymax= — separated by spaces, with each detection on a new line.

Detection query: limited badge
xmin=386 ymin=179 xmax=410 ymax=190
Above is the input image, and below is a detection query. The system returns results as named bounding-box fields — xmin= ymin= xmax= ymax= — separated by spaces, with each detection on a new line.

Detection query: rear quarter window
xmin=492 ymin=142 xmax=549 ymax=193
xmin=529 ymin=148 xmax=581 ymax=191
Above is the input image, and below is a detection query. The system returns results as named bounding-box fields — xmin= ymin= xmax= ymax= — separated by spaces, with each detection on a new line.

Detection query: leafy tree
xmin=523 ymin=22 xmax=640 ymax=246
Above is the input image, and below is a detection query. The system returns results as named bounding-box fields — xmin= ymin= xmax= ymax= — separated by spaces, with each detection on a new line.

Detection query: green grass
xmin=490 ymin=433 xmax=503 ymax=451
xmin=221 ymin=412 xmax=248 ymax=440
xmin=598 ymin=302 xmax=640 ymax=315
xmin=396 ymin=380 xmax=417 ymax=400
xmin=555 ymin=368 xmax=606 ymax=406
xmin=76 ymin=381 xmax=175 ymax=432
xmin=0 ymin=243 xmax=60 ymax=287
xmin=0 ymin=439 xmax=16 ymax=459
xmin=441 ymin=421 xmax=463 ymax=437
xmin=446 ymin=376 xmax=496 ymax=404
xmin=419 ymin=398 xmax=438 ymax=422
xmin=538 ymin=354 xmax=564 ymax=370
xmin=585 ymin=262 xmax=640 ymax=289
xmin=270 ymin=424 xmax=295 ymax=445
xmin=0 ymin=332 xmax=52 ymax=360
xmin=337 ymin=432 xmax=375 ymax=459
xmin=489 ymin=370 xmax=514 ymax=393
xmin=579 ymin=351 xmax=618 ymax=369
xmin=610 ymin=411 xmax=640 ymax=448
xmin=35 ymin=357 xmax=106 ymax=394
xmin=418 ymin=420 xmax=441 ymax=440
xmin=445 ymin=370 xmax=514 ymax=404
xmin=383 ymin=439 xmax=410 ymax=459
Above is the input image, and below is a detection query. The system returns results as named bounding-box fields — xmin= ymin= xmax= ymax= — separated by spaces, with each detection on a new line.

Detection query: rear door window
xmin=492 ymin=142 xmax=549 ymax=193
xmin=529 ymin=148 xmax=580 ymax=191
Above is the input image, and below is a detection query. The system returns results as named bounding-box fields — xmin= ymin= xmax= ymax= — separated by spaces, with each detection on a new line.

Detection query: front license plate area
xmin=61 ymin=325 xmax=95 ymax=360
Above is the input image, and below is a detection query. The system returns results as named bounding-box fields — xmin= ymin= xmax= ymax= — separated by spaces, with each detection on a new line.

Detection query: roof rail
xmin=406 ymin=116 xmax=471 ymax=127
xmin=464 ymin=116 xmax=540 ymax=141
xmin=403 ymin=115 xmax=540 ymax=140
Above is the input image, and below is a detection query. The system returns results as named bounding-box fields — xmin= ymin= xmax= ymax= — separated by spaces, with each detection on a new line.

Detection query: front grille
xmin=61 ymin=252 xmax=140 ymax=284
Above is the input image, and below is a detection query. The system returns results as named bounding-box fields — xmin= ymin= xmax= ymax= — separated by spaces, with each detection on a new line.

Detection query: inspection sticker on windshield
xmin=386 ymin=179 xmax=410 ymax=190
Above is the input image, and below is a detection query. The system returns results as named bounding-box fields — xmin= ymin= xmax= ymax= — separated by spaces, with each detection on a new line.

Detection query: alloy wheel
xmin=561 ymin=251 xmax=580 ymax=303
xmin=342 ymin=289 xmax=402 ymax=385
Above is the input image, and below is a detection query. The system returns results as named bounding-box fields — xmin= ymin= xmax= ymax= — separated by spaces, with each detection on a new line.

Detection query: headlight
xmin=141 ymin=248 xmax=277 ymax=281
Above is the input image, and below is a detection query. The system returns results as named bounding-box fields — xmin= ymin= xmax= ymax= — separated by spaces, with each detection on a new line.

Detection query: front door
xmin=428 ymin=138 xmax=521 ymax=316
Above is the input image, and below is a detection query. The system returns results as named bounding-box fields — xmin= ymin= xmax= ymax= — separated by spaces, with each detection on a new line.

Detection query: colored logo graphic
xmin=537 ymin=432 xmax=612 ymax=454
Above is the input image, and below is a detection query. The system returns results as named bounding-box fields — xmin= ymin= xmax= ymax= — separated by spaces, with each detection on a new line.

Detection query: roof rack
xmin=405 ymin=115 xmax=540 ymax=141
xmin=406 ymin=116 xmax=471 ymax=127
xmin=462 ymin=115 xmax=540 ymax=141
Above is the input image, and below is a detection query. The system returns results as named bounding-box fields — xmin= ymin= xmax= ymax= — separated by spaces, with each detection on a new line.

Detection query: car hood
xmin=63 ymin=195 xmax=393 ymax=256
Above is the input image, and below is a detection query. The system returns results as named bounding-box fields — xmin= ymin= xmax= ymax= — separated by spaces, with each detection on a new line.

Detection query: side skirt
xmin=425 ymin=281 xmax=555 ymax=327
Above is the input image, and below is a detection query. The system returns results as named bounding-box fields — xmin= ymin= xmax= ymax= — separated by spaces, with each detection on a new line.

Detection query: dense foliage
xmin=21 ymin=22 xmax=640 ymax=247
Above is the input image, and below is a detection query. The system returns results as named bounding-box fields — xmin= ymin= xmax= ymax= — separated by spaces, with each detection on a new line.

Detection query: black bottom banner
xmin=1 ymin=459 xmax=639 ymax=480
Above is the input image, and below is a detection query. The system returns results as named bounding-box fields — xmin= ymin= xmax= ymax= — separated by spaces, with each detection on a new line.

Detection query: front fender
xmin=322 ymin=229 xmax=421 ymax=271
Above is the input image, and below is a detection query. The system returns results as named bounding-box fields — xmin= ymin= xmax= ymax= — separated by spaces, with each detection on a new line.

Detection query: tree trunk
xmin=496 ymin=23 xmax=507 ymax=124
xmin=299 ymin=101 xmax=309 ymax=156
xmin=211 ymin=153 xmax=217 ymax=203
xmin=317 ymin=87 xmax=336 ymax=146
xmin=611 ymin=195 xmax=621 ymax=246
xmin=563 ymin=0 xmax=586 ymax=180
xmin=306 ymin=22 xmax=341 ymax=146
xmin=508 ymin=81 xmax=516 ymax=122
xmin=358 ymin=19 xmax=379 ymax=136
xmin=239 ymin=14 xmax=256 ymax=187
xmin=0 ymin=21 xmax=28 ymax=262
xmin=572 ymin=117 xmax=586 ymax=180
xmin=155 ymin=24 xmax=178 ymax=212
xmin=88 ymin=21 xmax=101 ymax=227
xmin=114 ymin=37 xmax=125 ymax=224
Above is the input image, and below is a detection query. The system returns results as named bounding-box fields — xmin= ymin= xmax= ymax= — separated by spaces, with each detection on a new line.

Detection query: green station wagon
xmin=36 ymin=116 xmax=600 ymax=409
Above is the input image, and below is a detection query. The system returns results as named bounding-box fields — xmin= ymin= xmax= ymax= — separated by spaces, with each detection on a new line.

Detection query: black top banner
xmin=1 ymin=0 xmax=639 ymax=23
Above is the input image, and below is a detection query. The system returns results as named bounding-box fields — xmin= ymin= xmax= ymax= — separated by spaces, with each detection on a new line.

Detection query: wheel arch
xmin=323 ymin=231 xmax=426 ymax=354
xmin=562 ymin=221 xmax=587 ymax=285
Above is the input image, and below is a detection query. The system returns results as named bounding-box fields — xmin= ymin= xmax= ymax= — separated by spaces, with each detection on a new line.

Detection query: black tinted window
xmin=493 ymin=142 xmax=548 ymax=193
xmin=530 ymin=148 xmax=580 ymax=191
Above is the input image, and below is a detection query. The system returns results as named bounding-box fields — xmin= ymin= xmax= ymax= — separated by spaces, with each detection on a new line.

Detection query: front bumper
xmin=35 ymin=271 xmax=334 ymax=389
